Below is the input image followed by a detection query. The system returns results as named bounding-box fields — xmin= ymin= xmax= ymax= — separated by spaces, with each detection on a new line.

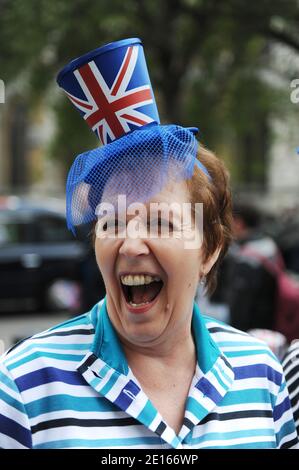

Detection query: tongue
xmin=131 ymin=281 xmax=162 ymax=304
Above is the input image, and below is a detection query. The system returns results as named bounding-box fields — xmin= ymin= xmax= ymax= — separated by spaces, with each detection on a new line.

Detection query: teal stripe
xmin=26 ymin=394 xmax=117 ymax=418
xmin=275 ymin=419 xmax=297 ymax=446
xmin=6 ymin=343 xmax=91 ymax=362
xmin=89 ymin=303 xmax=102 ymax=328
xmin=137 ymin=400 xmax=157 ymax=427
xmin=191 ymin=427 xmax=275 ymax=446
xmin=187 ymin=396 xmax=208 ymax=420
xmin=279 ymin=381 xmax=287 ymax=393
xmin=211 ymin=366 xmax=230 ymax=391
xmin=0 ymin=389 xmax=26 ymax=414
xmin=99 ymin=363 xmax=110 ymax=378
xmin=0 ymin=369 xmax=18 ymax=393
xmin=7 ymin=351 xmax=85 ymax=370
xmin=100 ymin=370 xmax=121 ymax=396
xmin=35 ymin=436 xmax=161 ymax=449
xmin=224 ymin=349 xmax=274 ymax=358
xmin=89 ymin=376 xmax=100 ymax=388
xmin=217 ymin=341 xmax=267 ymax=348
xmin=25 ymin=342 xmax=90 ymax=351
xmin=221 ymin=388 xmax=271 ymax=406
xmin=170 ymin=436 xmax=180 ymax=448
xmin=202 ymin=441 xmax=276 ymax=449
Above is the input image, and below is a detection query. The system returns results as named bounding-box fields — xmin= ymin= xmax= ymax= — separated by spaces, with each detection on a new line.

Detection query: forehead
xmin=101 ymin=176 xmax=190 ymax=206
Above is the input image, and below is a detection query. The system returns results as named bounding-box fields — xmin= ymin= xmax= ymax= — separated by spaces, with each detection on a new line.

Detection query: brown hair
xmin=92 ymin=143 xmax=232 ymax=295
xmin=186 ymin=144 xmax=233 ymax=295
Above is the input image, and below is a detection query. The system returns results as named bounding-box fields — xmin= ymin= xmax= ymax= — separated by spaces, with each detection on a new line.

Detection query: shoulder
xmin=0 ymin=302 xmax=101 ymax=379
xmin=203 ymin=315 xmax=283 ymax=374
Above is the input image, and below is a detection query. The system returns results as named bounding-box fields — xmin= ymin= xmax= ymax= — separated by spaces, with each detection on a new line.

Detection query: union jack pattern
xmin=65 ymin=46 xmax=155 ymax=144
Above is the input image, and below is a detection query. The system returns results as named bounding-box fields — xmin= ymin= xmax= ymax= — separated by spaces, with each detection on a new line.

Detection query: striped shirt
xmin=282 ymin=340 xmax=299 ymax=437
xmin=0 ymin=298 xmax=298 ymax=449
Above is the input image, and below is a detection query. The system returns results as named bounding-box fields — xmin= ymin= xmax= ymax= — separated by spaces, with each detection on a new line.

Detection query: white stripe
xmin=104 ymin=374 xmax=129 ymax=402
xmin=229 ymin=377 xmax=275 ymax=392
xmin=195 ymin=435 xmax=275 ymax=448
xmin=66 ymin=92 xmax=92 ymax=114
xmin=5 ymin=347 xmax=88 ymax=367
xmin=88 ymin=61 xmax=111 ymax=102
xmin=274 ymin=407 xmax=295 ymax=431
xmin=0 ymin=400 xmax=30 ymax=429
xmin=34 ymin=323 xmax=93 ymax=337
xmin=227 ymin=354 xmax=280 ymax=369
xmin=149 ymin=413 xmax=162 ymax=431
xmin=21 ymin=382 xmax=99 ymax=403
xmin=220 ymin=401 xmax=273 ymax=412
xmin=125 ymin=391 xmax=148 ymax=419
xmin=30 ymin=409 xmax=129 ymax=427
xmin=278 ymin=433 xmax=299 ymax=448
xmin=161 ymin=426 xmax=176 ymax=443
xmin=205 ymin=371 xmax=227 ymax=395
xmin=74 ymin=67 xmax=99 ymax=116
xmin=7 ymin=357 xmax=77 ymax=379
xmin=30 ymin=335 xmax=92 ymax=346
xmin=93 ymin=119 xmax=114 ymax=144
xmin=118 ymin=108 xmax=154 ymax=132
xmin=111 ymin=46 xmax=139 ymax=97
xmin=0 ymin=380 xmax=22 ymax=401
xmin=90 ymin=367 xmax=115 ymax=393
xmin=33 ymin=423 xmax=154 ymax=446
xmin=284 ymin=360 xmax=299 ymax=377
xmin=274 ymin=385 xmax=290 ymax=406
xmin=193 ymin=417 xmax=275 ymax=436
xmin=220 ymin=345 xmax=272 ymax=352
xmin=0 ymin=432 xmax=29 ymax=449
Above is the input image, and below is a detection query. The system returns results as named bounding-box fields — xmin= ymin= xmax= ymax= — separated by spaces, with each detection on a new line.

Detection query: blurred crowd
xmin=197 ymin=201 xmax=299 ymax=358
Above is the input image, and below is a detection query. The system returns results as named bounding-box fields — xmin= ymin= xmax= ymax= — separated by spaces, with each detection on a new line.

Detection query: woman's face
xmin=95 ymin=180 xmax=211 ymax=349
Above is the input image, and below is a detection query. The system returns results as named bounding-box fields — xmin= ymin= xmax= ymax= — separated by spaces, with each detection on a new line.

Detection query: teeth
xmin=129 ymin=301 xmax=151 ymax=307
xmin=120 ymin=274 xmax=161 ymax=286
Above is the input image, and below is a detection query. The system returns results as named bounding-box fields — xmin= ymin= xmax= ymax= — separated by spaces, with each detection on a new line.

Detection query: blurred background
xmin=0 ymin=0 xmax=299 ymax=356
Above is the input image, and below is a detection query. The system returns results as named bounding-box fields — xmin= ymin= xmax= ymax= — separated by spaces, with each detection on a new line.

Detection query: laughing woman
xmin=0 ymin=39 xmax=298 ymax=449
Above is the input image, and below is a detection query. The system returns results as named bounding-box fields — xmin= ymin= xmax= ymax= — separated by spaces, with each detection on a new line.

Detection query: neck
xmin=122 ymin=328 xmax=196 ymax=372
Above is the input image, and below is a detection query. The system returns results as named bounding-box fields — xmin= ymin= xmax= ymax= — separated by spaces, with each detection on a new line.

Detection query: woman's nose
xmin=119 ymin=236 xmax=150 ymax=257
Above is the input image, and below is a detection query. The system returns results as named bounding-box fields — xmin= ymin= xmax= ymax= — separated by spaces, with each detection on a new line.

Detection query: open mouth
xmin=120 ymin=274 xmax=164 ymax=307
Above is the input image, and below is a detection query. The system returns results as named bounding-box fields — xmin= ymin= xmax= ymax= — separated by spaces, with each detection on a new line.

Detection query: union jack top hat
xmin=57 ymin=38 xmax=210 ymax=233
xmin=57 ymin=38 xmax=160 ymax=145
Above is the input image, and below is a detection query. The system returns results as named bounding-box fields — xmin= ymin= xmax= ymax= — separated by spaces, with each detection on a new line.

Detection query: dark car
xmin=0 ymin=198 xmax=105 ymax=313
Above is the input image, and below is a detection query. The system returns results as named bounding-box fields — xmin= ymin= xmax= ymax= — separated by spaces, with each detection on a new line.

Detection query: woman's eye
xmin=102 ymin=219 xmax=124 ymax=231
xmin=148 ymin=218 xmax=174 ymax=232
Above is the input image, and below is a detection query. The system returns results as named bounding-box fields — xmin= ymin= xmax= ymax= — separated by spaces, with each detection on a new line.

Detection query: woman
xmin=0 ymin=39 xmax=297 ymax=449
xmin=0 ymin=137 xmax=297 ymax=448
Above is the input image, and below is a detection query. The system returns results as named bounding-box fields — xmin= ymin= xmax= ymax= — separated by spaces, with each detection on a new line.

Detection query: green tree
xmin=1 ymin=0 xmax=298 ymax=185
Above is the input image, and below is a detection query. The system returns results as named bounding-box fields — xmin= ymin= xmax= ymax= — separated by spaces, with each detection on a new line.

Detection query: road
xmin=0 ymin=312 xmax=71 ymax=354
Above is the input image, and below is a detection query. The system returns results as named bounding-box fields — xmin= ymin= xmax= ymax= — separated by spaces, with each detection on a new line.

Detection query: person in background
xmin=209 ymin=203 xmax=279 ymax=332
xmin=77 ymin=223 xmax=106 ymax=312
xmin=282 ymin=340 xmax=299 ymax=437
xmin=232 ymin=203 xmax=282 ymax=265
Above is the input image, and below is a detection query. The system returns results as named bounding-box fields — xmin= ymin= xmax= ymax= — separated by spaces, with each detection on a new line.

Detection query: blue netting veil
xmin=66 ymin=123 xmax=210 ymax=234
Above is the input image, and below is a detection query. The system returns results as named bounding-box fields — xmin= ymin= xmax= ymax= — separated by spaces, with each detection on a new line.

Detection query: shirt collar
xmin=86 ymin=297 xmax=224 ymax=375
xmin=77 ymin=297 xmax=234 ymax=447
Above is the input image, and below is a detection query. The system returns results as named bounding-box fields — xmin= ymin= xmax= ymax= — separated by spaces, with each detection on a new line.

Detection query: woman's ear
xmin=201 ymin=247 xmax=221 ymax=276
